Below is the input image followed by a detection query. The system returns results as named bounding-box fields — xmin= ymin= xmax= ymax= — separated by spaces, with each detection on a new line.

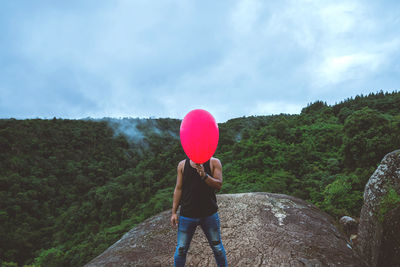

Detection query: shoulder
xmin=178 ymin=159 xmax=186 ymax=172
xmin=210 ymin=157 xmax=222 ymax=168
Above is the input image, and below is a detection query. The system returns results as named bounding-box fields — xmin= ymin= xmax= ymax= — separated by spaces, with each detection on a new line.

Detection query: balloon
xmin=180 ymin=109 xmax=219 ymax=164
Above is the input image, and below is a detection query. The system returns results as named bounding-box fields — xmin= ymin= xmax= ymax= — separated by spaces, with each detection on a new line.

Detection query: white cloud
xmin=251 ymin=101 xmax=303 ymax=116
xmin=309 ymin=36 xmax=400 ymax=89
xmin=230 ymin=0 xmax=264 ymax=36
xmin=314 ymin=53 xmax=381 ymax=86
xmin=319 ymin=2 xmax=361 ymax=35
xmin=286 ymin=0 xmax=400 ymax=94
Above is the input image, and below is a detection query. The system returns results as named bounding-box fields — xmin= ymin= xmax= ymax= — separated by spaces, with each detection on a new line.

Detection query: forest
xmin=1 ymin=91 xmax=400 ymax=266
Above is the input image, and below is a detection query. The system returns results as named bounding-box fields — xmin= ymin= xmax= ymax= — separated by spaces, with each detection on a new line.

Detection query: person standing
xmin=171 ymin=157 xmax=227 ymax=267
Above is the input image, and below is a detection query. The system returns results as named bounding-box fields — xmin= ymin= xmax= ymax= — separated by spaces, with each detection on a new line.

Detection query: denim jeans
xmin=174 ymin=212 xmax=227 ymax=267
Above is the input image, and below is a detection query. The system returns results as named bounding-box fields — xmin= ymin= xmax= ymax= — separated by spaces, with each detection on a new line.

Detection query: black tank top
xmin=179 ymin=158 xmax=218 ymax=218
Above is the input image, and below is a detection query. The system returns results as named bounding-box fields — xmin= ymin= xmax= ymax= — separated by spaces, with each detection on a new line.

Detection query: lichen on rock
xmin=357 ymin=149 xmax=400 ymax=267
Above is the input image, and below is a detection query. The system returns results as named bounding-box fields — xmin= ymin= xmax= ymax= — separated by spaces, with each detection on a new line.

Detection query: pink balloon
xmin=180 ymin=109 xmax=219 ymax=164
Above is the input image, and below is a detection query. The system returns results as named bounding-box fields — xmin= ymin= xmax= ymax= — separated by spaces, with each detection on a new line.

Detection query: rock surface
xmin=357 ymin=149 xmax=400 ymax=267
xmin=377 ymin=205 xmax=400 ymax=267
xmin=85 ymin=192 xmax=364 ymax=267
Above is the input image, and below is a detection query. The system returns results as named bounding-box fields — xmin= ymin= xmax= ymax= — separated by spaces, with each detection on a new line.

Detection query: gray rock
xmin=340 ymin=216 xmax=357 ymax=225
xmin=85 ymin=192 xmax=364 ymax=267
xmin=357 ymin=149 xmax=400 ymax=267
xmin=378 ymin=205 xmax=400 ymax=267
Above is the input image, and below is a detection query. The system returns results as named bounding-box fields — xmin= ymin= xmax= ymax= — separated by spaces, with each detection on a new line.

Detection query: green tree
xmin=343 ymin=107 xmax=393 ymax=169
xmin=319 ymin=174 xmax=363 ymax=218
xmin=34 ymin=247 xmax=66 ymax=267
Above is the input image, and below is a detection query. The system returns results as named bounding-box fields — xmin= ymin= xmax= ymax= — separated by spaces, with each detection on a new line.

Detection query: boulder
xmin=357 ymin=149 xmax=400 ymax=267
xmin=85 ymin=192 xmax=364 ymax=266
xmin=377 ymin=205 xmax=400 ymax=267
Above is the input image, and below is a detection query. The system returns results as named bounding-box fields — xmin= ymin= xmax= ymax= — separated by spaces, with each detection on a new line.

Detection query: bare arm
xmin=195 ymin=158 xmax=223 ymax=191
xmin=171 ymin=160 xmax=184 ymax=227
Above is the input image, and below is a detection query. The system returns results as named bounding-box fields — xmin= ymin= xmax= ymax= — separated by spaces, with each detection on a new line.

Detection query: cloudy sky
xmin=0 ymin=0 xmax=399 ymax=122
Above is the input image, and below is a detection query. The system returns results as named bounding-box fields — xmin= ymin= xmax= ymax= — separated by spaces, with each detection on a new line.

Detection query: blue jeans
xmin=174 ymin=212 xmax=227 ymax=267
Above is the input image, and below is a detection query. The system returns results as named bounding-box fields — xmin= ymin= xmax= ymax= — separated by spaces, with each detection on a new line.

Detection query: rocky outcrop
xmin=85 ymin=192 xmax=364 ymax=266
xmin=378 ymin=205 xmax=400 ymax=267
xmin=357 ymin=149 xmax=400 ymax=267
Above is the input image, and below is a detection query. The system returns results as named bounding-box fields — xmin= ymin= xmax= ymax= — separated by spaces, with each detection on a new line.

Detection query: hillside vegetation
xmin=1 ymin=91 xmax=399 ymax=266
